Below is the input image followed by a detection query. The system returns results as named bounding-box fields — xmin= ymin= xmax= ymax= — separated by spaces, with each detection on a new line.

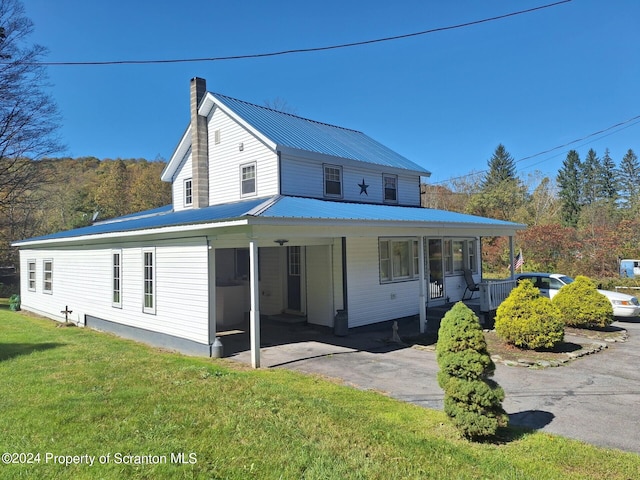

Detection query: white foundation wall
xmin=345 ymin=237 xmax=421 ymax=328
xmin=18 ymin=237 xmax=211 ymax=345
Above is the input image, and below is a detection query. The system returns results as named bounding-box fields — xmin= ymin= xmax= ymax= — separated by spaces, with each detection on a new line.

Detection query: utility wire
xmin=3 ymin=0 xmax=572 ymax=66
xmin=430 ymin=114 xmax=640 ymax=186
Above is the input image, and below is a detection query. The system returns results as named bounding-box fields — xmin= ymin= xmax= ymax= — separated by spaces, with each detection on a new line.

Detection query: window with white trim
xmin=379 ymin=238 xmax=420 ymax=283
xmin=43 ymin=259 xmax=53 ymax=294
xmin=324 ymin=165 xmax=342 ymax=197
xmin=241 ymin=163 xmax=256 ymax=196
xmin=143 ymin=248 xmax=156 ymax=314
xmin=444 ymin=238 xmax=477 ymax=275
xmin=383 ymin=174 xmax=398 ymax=203
xmin=184 ymin=178 xmax=193 ymax=206
xmin=112 ymin=250 xmax=122 ymax=308
xmin=28 ymin=260 xmax=36 ymax=291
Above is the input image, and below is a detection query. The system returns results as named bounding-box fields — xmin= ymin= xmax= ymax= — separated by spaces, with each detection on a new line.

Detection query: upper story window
xmin=383 ymin=174 xmax=398 ymax=203
xmin=241 ymin=163 xmax=256 ymax=196
xmin=28 ymin=260 xmax=36 ymax=291
xmin=184 ymin=178 xmax=193 ymax=206
xmin=43 ymin=259 xmax=53 ymax=294
xmin=324 ymin=165 xmax=342 ymax=197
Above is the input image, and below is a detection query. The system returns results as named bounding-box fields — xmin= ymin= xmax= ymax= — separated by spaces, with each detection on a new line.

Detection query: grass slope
xmin=0 ymin=311 xmax=639 ymax=479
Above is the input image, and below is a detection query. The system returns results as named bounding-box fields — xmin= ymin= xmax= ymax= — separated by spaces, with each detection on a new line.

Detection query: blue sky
xmin=22 ymin=0 xmax=640 ymax=183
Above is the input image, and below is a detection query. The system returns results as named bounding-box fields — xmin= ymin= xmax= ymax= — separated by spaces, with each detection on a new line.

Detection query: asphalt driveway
xmin=227 ymin=316 xmax=640 ymax=454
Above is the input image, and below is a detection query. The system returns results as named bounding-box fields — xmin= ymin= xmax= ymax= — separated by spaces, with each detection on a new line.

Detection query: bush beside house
xmin=436 ymin=302 xmax=507 ymax=439
xmin=495 ymin=280 xmax=564 ymax=350
xmin=552 ymin=275 xmax=613 ymax=329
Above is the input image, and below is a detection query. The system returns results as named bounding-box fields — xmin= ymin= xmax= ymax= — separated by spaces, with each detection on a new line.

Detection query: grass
xmin=1 ymin=310 xmax=639 ymax=479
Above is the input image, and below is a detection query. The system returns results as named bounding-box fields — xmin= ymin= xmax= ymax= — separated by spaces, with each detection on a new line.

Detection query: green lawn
xmin=1 ymin=310 xmax=639 ymax=479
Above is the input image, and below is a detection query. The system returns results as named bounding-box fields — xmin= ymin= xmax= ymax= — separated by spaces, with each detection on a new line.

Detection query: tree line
xmin=422 ymin=144 xmax=640 ymax=278
xmin=0 ymin=157 xmax=171 ymax=266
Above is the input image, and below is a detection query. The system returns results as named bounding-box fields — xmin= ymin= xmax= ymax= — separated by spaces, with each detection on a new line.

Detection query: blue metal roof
xmin=257 ymin=196 xmax=521 ymax=226
xmin=14 ymin=197 xmax=268 ymax=244
xmin=213 ymin=93 xmax=430 ymax=174
xmin=14 ymin=196 xmax=521 ymax=245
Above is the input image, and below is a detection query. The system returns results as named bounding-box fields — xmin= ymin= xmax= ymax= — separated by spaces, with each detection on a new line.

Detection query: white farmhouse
xmin=13 ymin=78 xmax=523 ymax=367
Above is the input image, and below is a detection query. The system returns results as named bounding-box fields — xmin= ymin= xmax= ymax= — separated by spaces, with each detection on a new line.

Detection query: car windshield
xmin=558 ymin=275 xmax=573 ymax=284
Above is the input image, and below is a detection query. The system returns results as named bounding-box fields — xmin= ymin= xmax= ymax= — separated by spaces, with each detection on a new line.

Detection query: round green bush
xmin=552 ymin=275 xmax=613 ymax=328
xmin=437 ymin=302 xmax=507 ymax=439
xmin=495 ymin=280 xmax=564 ymax=350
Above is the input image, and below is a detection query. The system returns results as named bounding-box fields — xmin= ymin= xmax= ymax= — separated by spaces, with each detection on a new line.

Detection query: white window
xmin=444 ymin=238 xmax=477 ymax=275
xmin=112 ymin=250 xmax=122 ymax=308
xmin=28 ymin=260 xmax=36 ymax=291
xmin=43 ymin=259 xmax=53 ymax=294
xmin=241 ymin=163 xmax=256 ymax=196
xmin=324 ymin=165 xmax=342 ymax=197
xmin=379 ymin=238 xmax=420 ymax=283
xmin=383 ymin=174 xmax=398 ymax=203
xmin=143 ymin=248 xmax=156 ymax=314
xmin=184 ymin=178 xmax=193 ymax=206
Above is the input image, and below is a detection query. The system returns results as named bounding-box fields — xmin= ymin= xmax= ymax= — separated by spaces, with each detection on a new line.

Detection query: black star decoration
xmin=358 ymin=178 xmax=369 ymax=195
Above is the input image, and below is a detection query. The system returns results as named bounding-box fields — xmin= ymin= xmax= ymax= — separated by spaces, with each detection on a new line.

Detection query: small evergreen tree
xmin=581 ymin=148 xmax=602 ymax=205
xmin=495 ymin=280 xmax=564 ymax=349
xmin=552 ymin=276 xmax=613 ymax=328
xmin=436 ymin=302 xmax=507 ymax=439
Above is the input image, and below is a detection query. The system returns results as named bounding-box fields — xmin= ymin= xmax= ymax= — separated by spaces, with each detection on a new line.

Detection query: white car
xmin=515 ymin=273 xmax=640 ymax=318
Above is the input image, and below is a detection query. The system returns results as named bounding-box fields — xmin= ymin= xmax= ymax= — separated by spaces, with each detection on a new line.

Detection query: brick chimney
xmin=190 ymin=77 xmax=209 ymax=208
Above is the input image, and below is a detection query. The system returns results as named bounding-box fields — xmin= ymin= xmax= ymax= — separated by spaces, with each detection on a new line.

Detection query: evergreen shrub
xmin=495 ymin=280 xmax=564 ymax=349
xmin=436 ymin=302 xmax=507 ymax=439
xmin=552 ymin=275 xmax=613 ymax=328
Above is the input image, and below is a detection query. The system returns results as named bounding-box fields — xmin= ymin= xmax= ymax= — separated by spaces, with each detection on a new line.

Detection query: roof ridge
xmin=212 ymin=92 xmax=364 ymax=134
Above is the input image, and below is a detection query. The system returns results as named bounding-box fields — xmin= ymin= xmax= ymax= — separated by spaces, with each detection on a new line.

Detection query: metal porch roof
xmin=13 ymin=196 xmax=522 ymax=246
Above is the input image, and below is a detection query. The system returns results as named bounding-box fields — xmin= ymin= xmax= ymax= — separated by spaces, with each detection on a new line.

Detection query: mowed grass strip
xmin=0 ymin=311 xmax=639 ymax=479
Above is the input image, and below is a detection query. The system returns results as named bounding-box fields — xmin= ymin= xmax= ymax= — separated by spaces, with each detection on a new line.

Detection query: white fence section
xmin=479 ymin=279 xmax=516 ymax=312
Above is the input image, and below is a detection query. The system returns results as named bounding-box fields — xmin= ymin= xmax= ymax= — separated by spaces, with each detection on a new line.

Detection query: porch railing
xmin=479 ymin=279 xmax=516 ymax=312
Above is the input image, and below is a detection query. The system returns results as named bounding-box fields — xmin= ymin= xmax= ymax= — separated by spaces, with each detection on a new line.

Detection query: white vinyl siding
xmin=18 ymin=239 xmax=211 ymax=344
xmin=280 ymin=156 xmax=421 ymax=206
xmin=346 ymin=237 xmax=422 ymax=328
xmin=207 ymin=106 xmax=278 ymax=204
xmin=172 ymin=149 xmax=192 ymax=211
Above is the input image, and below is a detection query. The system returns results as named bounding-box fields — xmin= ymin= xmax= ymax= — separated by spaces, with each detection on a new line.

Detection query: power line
xmin=2 ymin=0 xmax=572 ymax=67
xmin=430 ymin=114 xmax=640 ymax=186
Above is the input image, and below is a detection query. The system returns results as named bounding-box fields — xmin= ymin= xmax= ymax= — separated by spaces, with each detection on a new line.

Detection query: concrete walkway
xmin=225 ymin=314 xmax=640 ymax=454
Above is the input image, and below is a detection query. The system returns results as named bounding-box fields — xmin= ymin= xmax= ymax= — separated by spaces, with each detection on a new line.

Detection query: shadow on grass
xmin=486 ymin=410 xmax=555 ymax=445
xmin=0 ymin=342 xmax=65 ymax=361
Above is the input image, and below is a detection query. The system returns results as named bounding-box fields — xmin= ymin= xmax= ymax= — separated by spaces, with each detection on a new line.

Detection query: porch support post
xmin=207 ymin=239 xmax=216 ymax=342
xmin=508 ymin=235 xmax=515 ymax=278
xmin=418 ymin=236 xmax=427 ymax=333
xmin=249 ymin=239 xmax=261 ymax=368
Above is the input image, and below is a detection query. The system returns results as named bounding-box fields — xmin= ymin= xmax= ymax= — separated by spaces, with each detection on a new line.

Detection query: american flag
xmin=513 ymin=250 xmax=524 ymax=270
